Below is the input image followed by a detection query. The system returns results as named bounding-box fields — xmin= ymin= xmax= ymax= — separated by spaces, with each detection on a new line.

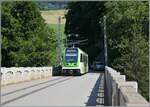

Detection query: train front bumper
xmin=62 ymin=67 xmax=81 ymax=75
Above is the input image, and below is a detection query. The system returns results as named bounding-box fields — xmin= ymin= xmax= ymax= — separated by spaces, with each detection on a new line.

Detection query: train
xmin=61 ymin=47 xmax=88 ymax=75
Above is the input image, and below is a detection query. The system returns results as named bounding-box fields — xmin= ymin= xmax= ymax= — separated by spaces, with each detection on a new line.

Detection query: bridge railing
xmin=104 ymin=66 xmax=149 ymax=106
xmin=1 ymin=67 xmax=52 ymax=86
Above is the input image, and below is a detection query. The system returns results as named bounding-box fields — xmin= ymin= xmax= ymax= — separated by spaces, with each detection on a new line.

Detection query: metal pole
xmin=104 ymin=15 xmax=107 ymax=66
xmin=66 ymin=37 xmax=67 ymax=47
xmin=58 ymin=16 xmax=61 ymax=65
xmin=73 ymin=34 xmax=75 ymax=48
xmin=56 ymin=18 xmax=59 ymax=65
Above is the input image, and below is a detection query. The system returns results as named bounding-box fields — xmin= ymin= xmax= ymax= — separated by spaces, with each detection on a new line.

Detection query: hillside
xmin=40 ymin=9 xmax=67 ymax=24
xmin=40 ymin=9 xmax=67 ymax=48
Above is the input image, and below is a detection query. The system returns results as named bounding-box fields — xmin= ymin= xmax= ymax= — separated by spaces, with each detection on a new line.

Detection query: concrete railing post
xmin=105 ymin=66 xmax=149 ymax=106
xmin=1 ymin=67 xmax=53 ymax=86
xmin=1 ymin=67 xmax=6 ymax=86
xmin=112 ymin=75 xmax=126 ymax=106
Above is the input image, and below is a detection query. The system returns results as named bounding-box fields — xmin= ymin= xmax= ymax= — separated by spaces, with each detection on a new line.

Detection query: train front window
xmin=65 ymin=54 xmax=78 ymax=63
xmin=65 ymin=48 xmax=78 ymax=63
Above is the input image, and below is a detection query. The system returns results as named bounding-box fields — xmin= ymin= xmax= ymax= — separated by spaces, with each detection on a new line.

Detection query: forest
xmin=2 ymin=1 xmax=58 ymax=67
xmin=1 ymin=1 xmax=149 ymax=100
xmin=65 ymin=1 xmax=149 ymax=100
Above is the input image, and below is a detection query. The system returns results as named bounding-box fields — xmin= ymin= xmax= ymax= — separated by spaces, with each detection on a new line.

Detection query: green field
xmin=41 ymin=9 xmax=66 ymax=40
xmin=41 ymin=9 xmax=66 ymax=24
xmin=42 ymin=9 xmax=67 ymax=48
xmin=48 ymin=24 xmax=65 ymax=37
xmin=48 ymin=24 xmax=65 ymax=33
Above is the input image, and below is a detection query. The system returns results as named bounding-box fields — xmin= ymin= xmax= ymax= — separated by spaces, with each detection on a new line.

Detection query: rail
xmin=1 ymin=67 xmax=52 ymax=86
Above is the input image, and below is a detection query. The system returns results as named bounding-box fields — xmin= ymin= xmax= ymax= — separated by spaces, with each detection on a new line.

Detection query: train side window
xmin=83 ymin=55 xmax=85 ymax=62
xmin=84 ymin=55 xmax=86 ymax=62
xmin=80 ymin=54 xmax=88 ymax=63
xmin=86 ymin=56 xmax=88 ymax=64
xmin=80 ymin=54 xmax=83 ymax=62
xmin=85 ymin=56 xmax=87 ymax=63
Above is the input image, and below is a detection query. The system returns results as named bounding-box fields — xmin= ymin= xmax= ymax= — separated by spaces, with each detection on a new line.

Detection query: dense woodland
xmin=1 ymin=1 xmax=149 ymax=100
xmin=105 ymin=1 xmax=149 ymax=100
xmin=65 ymin=1 xmax=149 ymax=100
xmin=65 ymin=2 xmax=105 ymax=62
xmin=2 ymin=1 xmax=58 ymax=67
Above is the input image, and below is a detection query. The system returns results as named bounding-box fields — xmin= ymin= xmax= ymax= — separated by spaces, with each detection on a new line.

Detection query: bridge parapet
xmin=104 ymin=66 xmax=149 ymax=106
xmin=1 ymin=67 xmax=52 ymax=86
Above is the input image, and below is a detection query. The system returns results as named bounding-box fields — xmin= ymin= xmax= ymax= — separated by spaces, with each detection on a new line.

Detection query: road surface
xmin=1 ymin=73 xmax=104 ymax=106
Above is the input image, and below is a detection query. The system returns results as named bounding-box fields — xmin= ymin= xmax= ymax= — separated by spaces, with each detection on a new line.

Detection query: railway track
xmin=1 ymin=76 xmax=73 ymax=105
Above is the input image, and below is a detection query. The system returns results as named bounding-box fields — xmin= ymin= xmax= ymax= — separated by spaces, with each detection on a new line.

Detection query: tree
xmin=104 ymin=1 xmax=149 ymax=100
xmin=2 ymin=1 xmax=57 ymax=67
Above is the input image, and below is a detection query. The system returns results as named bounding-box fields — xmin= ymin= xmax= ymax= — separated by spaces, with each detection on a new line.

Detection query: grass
xmin=40 ymin=9 xmax=66 ymax=36
xmin=41 ymin=9 xmax=67 ymax=47
xmin=48 ymin=24 xmax=65 ymax=37
xmin=48 ymin=24 xmax=66 ymax=48
xmin=48 ymin=24 xmax=65 ymax=33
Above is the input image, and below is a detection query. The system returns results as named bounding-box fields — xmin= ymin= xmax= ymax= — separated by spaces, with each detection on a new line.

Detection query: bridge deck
xmin=1 ymin=73 xmax=104 ymax=106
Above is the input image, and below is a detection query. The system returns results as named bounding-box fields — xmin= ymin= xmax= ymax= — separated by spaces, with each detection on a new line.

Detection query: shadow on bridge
xmin=85 ymin=73 xmax=104 ymax=106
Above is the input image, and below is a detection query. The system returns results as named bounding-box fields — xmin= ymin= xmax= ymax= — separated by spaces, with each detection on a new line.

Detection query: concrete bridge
xmin=1 ymin=66 xmax=149 ymax=106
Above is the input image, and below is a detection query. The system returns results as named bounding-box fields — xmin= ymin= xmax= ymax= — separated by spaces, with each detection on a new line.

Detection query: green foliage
xmin=104 ymin=1 xmax=149 ymax=100
xmin=2 ymin=1 xmax=57 ymax=67
xmin=48 ymin=24 xmax=65 ymax=38
xmin=48 ymin=24 xmax=66 ymax=52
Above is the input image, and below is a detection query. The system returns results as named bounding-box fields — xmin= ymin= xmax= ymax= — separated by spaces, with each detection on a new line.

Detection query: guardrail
xmin=104 ymin=66 xmax=149 ymax=106
xmin=1 ymin=67 xmax=52 ymax=86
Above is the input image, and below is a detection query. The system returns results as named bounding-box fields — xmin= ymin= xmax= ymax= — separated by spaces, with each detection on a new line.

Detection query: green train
xmin=61 ymin=47 xmax=88 ymax=75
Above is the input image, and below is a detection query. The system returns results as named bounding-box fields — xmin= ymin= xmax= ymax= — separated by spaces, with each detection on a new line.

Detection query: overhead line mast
xmin=104 ymin=15 xmax=107 ymax=66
